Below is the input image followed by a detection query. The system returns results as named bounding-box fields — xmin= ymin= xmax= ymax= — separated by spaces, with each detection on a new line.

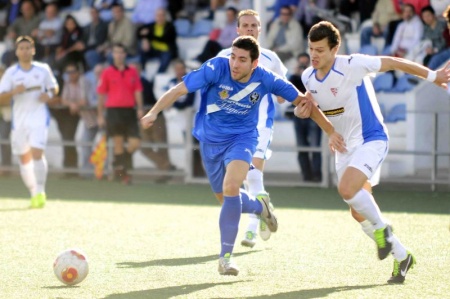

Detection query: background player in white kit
xmin=0 ymin=36 xmax=59 ymax=208
xmin=217 ymin=9 xmax=288 ymax=247
xmin=297 ymin=21 xmax=450 ymax=283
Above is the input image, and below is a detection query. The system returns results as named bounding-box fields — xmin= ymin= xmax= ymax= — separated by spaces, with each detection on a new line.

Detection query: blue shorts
xmin=200 ymin=138 xmax=257 ymax=193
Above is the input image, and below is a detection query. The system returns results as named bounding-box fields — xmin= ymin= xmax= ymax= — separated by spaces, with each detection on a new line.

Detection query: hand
xmin=294 ymin=99 xmax=312 ymax=118
xmin=12 ymin=84 xmax=26 ymax=95
xmin=38 ymin=92 xmax=51 ymax=103
xmin=328 ymin=131 xmax=347 ymax=154
xmin=434 ymin=61 xmax=450 ymax=89
xmin=140 ymin=112 xmax=157 ymax=129
xmin=97 ymin=115 xmax=105 ymax=129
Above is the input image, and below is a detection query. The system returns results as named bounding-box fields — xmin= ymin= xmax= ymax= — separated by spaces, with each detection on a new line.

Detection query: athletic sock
xmin=219 ymin=195 xmax=241 ymax=257
xmin=246 ymin=167 xmax=264 ymax=196
xmin=390 ymin=233 xmax=408 ymax=261
xmin=33 ymin=157 xmax=48 ymax=194
xmin=20 ymin=161 xmax=37 ymax=197
xmin=360 ymin=219 xmax=375 ymax=241
xmin=240 ymin=189 xmax=262 ymax=214
xmin=345 ymin=189 xmax=386 ymax=230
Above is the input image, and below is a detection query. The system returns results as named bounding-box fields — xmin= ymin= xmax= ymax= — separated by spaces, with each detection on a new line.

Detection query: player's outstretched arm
xmin=140 ymin=81 xmax=189 ymax=129
xmin=379 ymin=57 xmax=450 ymax=89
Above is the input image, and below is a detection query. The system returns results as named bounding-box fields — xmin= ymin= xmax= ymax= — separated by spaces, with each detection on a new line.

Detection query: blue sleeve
xmin=267 ymin=73 xmax=299 ymax=103
xmin=183 ymin=58 xmax=223 ymax=93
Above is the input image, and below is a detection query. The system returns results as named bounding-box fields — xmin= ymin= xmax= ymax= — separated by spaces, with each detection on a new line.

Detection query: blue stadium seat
xmin=391 ymin=74 xmax=415 ymax=93
xmin=373 ymin=72 xmax=394 ymax=92
xmin=359 ymin=44 xmax=378 ymax=55
xmin=174 ymin=19 xmax=192 ymax=37
xmin=190 ymin=19 xmax=213 ymax=37
xmin=385 ymin=103 xmax=406 ymax=123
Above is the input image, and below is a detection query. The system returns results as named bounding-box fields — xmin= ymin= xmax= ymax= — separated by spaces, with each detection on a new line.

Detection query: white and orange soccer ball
xmin=53 ymin=249 xmax=89 ymax=285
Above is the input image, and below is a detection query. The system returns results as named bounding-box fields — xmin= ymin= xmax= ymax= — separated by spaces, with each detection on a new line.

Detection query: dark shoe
xmin=374 ymin=225 xmax=393 ymax=260
xmin=387 ymin=252 xmax=416 ymax=284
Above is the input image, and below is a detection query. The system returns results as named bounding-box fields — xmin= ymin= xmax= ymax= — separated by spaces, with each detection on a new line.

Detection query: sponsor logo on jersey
xmin=310 ymin=90 xmax=317 ymax=94
xmin=249 ymin=92 xmax=260 ymax=104
xmin=206 ymin=61 xmax=215 ymax=70
xmin=219 ymin=89 xmax=229 ymax=100
xmin=323 ymin=107 xmax=344 ymax=117
xmin=364 ymin=163 xmax=373 ymax=172
xmin=348 ymin=56 xmax=353 ymax=64
xmin=330 ymin=87 xmax=338 ymax=96
xmin=219 ymin=84 xmax=233 ymax=91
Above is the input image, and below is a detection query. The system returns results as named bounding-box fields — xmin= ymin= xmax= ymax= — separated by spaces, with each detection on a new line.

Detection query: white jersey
xmin=217 ymin=47 xmax=287 ymax=129
xmin=302 ymin=54 xmax=388 ymax=150
xmin=0 ymin=61 xmax=58 ymax=128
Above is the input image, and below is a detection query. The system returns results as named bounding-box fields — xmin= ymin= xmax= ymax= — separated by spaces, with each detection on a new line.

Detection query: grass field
xmin=0 ymin=176 xmax=449 ymax=299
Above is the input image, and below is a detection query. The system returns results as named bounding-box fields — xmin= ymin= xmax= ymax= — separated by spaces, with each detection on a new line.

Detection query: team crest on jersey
xmin=249 ymin=92 xmax=260 ymax=104
xmin=219 ymin=89 xmax=229 ymax=100
xmin=330 ymin=87 xmax=338 ymax=96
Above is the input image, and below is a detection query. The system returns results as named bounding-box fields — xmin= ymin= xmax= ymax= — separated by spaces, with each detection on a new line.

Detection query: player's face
xmin=308 ymin=38 xmax=338 ymax=72
xmin=15 ymin=41 xmax=35 ymax=63
xmin=237 ymin=15 xmax=260 ymax=40
xmin=229 ymin=47 xmax=258 ymax=82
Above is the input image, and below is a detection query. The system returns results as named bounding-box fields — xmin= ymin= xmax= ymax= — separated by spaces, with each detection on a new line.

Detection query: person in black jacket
xmin=82 ymin=7 xmax=109 ymax=70
xmin=136 ymin=8 xmax=178 ymax=73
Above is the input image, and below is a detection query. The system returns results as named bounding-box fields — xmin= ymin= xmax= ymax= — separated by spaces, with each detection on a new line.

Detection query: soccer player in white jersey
xmin=0 ymin=36 xmax=59 ymax=208
xmin=141 ymin=36 xmax=338 ymax=275
xmin=297 ymin=21 xmax=450 ymax=284
xmin=217 ymin=9 xmax=288 ymax=248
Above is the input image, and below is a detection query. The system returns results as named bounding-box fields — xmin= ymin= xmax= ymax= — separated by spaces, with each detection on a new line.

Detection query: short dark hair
xmin=15 ymin=35 xmax=34 ymax=46
xmin=308 ymin=21 xmax=341 ymax=50
xmin=112 ymin=43 xmax=127 ymax=52
xmin=421 ymin=5 xmax=435 ymax=15
xmin=231 ymin=36 xmax=260 ymax=62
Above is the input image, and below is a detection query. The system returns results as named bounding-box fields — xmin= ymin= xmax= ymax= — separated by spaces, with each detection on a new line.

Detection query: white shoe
xmin=256 ymin=192 xmax=277 ymax=233
xmin=241 ymin=230 xmax=257 ymax=248
xmin=259 ymin=218 xmax=272 ymax=241
xmin=218 ymin=254 xmax=239 ymax=276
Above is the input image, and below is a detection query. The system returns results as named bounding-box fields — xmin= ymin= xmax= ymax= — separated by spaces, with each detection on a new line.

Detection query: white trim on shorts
xmin=254 ymin=127 xmax=273 ymax=160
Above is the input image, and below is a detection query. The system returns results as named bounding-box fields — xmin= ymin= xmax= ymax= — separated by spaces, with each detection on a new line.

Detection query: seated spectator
xmin=266 ymin=5 xmax=304 ymax=63
xmin=384 ymin=3 xmax=423 ymax=58
xmin=137 ymin=8 xmax=177 ymax=73
xmin=131 ymin=0 xmax=166 ymax=26
xmin=427 ymin=5 xmax=450 ymax=70
xmin=54 ymin=14 xmax=86 ymax=73
xmin=37 ymin=2 xmax=63 ymax=66
xmin=82 ymin=7 xmax=108 ymax=70
xmin=92 ymin=0 xmax=120 ymax=22
xmin=1 ymin=0 xmax=41 ymax=66
xmin=206 ymin=0 xmax=252 ymax=20
xmin=0 ymin=0 xmax=23 ymax=40
xmin=360 ymin=0 xmax=401 ymax=48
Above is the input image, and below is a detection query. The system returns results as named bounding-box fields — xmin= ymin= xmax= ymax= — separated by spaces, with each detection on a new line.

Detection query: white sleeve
xmin=0 ymin=69 xmax=13 ymax=93
xmin=348 ymin=54 xmax=381 ymax=79
xmin=44 ymin=63 xmax=58 ymax=91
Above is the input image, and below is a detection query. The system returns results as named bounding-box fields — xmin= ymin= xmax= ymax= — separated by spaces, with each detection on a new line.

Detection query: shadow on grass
xmin=212 ymin=284 xmax=384 ymax=299
xmin=43 ymin=285 xmax=80 ymax=289
xmin=117 ymin=251 xmax=259 ymax=268
xmin=0 ymin=207 xmax=30 ymax=212
xmin=0 ymin=177 xmax=449 ymax=214
xmin=103 ymin=281 xmax=246 ymax=299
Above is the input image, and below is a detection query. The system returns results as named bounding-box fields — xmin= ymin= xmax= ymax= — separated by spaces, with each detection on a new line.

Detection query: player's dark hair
xmin=308 ymin=21 xmax=341 ymax=50
xmin=232 ymin=36 xmax=260 ymax=62
xmin=15 ymin=35 xmax=35 ymax=47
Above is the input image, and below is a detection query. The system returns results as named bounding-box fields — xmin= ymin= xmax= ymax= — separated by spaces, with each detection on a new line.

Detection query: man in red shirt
xmin=97 ymin=43 xmax=144 ymax=184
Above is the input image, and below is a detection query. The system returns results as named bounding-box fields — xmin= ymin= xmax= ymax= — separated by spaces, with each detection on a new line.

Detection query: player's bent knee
xmin=338 ymin=183 xmax=358 ymax=200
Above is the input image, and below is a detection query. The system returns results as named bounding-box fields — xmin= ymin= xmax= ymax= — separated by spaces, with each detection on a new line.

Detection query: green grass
xmin=0 ymin=177 xmax=449 ymax=299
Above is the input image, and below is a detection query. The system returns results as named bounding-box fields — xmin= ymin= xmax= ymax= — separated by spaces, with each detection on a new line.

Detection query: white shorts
xmin=335 ymin=140 xmax=388 ymax=186
xmin=254 ymin=127 xmax=273 ymax=160
xmin=11 ymin=124 xmax=48 ymax=155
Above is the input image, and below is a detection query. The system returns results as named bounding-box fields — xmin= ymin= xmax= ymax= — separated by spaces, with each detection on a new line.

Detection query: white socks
xmin=245 ymin=167 xmax=265 ymax=234
xmin=20 ymin=161 xmax=37 ymax=197
xmin=359 ymin=220 xmax=375 ymax=241
xmin=345 ymin=189 xmax=385 ymax=230
xmin=33 ymin=157 xmax=48 ymax=194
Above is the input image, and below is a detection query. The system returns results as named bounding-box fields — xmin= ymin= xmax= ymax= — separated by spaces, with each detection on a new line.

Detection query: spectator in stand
xmin=268 ymin=0 xmax=298 ymax=24
xmin=206 ymin=0 xmax=252 ymax=20
xmin=167 ymin=0 xmax=184 ymax=21
xmin=54 ymin=15 xmax=86 ymax=73
xmin=288 ymin=53 xmax=322 ymax=182
xmin=427 ymin=5 xmax=450 ymax=70
xmin=360 ymin=0 xmax=401 ymax=48
xmin=0 ymin=0 xmax=22 ymax=40
xmin=266 ymin=5 xmax=304 ymax=63
xmin=2 ymin=0 xmax=41 ymax=66
xmin=339 ymin=0 xmax=377 ymax=24
xmin=82 ymin=7 xmax=109 ymax=71
xmin=384 ymin=3 xmax=423 ymax=58
xmin=51 ymin=63 xmax=83 ymax=177
xmin=404 ymin=0 xmax=431 ymax=15
xmin=131 ymin=0 xmax=166 ymax=26
xmin=136 ymin=8 xmax=177 ymax=73
xmin=295 ymin=0 xmax=328 ymax=38
xmin=80 ymin=63 xmax=105 ymax=179
xmin=92 ymin=0 xmax=120 ymax=23
xmin=103 ymin=3 xmax=136 ymax=59
xmin=37 ymin=2 xmax=63 ymax=66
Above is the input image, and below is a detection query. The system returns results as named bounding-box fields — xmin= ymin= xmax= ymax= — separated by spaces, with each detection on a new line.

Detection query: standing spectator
xmin=0 ymin=36 xmax=58 ymax=208
xmin=2 ymin=0 xmax=41 ymax=66
xmin=136 ymin=8 xmax=178 ymax=73
xmin=54 ymin=15 xmax=86 ymax=74
xmin=37 ymin=2 xmax=63 ymax=66
xmin=97 ymin=43 xmax=144 ymax=184
xmin=385 ymin=4 xmax=423 ymax=58
xmin=288 ymin=53 xmax=322 ymax=182
xmin=52 ymin=62 xmax=83 ymax=176
xmin=82 ymin=7 xmax=109 ymax=71
xmin=427 ymin=5 xmax=450 ymax=70
xmin=360 ymin=0 xmax=400 ymax=48
xmin=80 ymin=63 xmax=105 ymax=178
xmin=266 ymin=5 xmax=304 ymax=62
xmin=131 ymin=0 xmax=167 ymax=26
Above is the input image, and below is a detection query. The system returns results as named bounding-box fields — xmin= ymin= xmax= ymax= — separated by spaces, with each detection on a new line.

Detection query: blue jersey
xmin=183 ymin=57 xmax=299 ymax=143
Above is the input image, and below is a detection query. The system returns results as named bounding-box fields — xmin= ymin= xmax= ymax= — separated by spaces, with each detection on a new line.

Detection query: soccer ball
xmin=53 ymin=249 xmax=89 ymax=285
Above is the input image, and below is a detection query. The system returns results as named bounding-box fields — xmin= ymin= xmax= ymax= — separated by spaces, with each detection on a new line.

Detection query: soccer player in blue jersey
xmin=297 ymin=21 xmax=450 ymax=284
xmin=141 ymin=35 xmax=341 ymax=276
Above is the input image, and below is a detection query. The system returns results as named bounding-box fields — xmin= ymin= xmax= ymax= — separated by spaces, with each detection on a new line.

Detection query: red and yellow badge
xmin=219 ymin=89 xmax=229 ymax=100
